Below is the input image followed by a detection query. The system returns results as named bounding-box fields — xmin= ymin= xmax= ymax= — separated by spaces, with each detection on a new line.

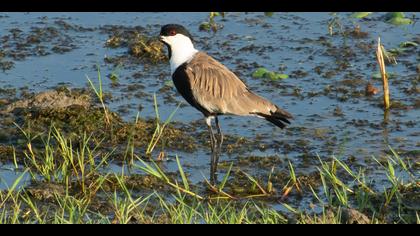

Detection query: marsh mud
xmin=0 ymin=88 xmax=197 ymax=165
xmin=0 ymin=13 xmax=419 ymax=219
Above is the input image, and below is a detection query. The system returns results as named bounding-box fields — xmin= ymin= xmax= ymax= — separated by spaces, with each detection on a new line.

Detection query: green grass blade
xmin=219 ymin=162 xmax=233 ymax=191
xmin=176 ymin=155 xmax=190 ymax=191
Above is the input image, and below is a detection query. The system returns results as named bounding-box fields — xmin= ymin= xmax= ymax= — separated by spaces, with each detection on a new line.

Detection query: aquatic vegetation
xmin=385 ymin=12 xmax=413 ymax=25
xmin=372 ymin=72 xmax=397 ymax=80
xmin=199 ymin=12 xmax=225 ymax=32
xmin=129 ymin=33 xmax=166 ymax=63
xmin=104 ymin=29 xmax=167 ymax=64
xmin=0 ymin=60 xmax=14 ymax=71
xmin=0 ymin=133 xmax=418 ymax=224
xmin=264 ymin=12 xmax=275 ymax=17
xmin=349 ymin=12 xmax=413 ymax=25
xmin=265 ymin=72 xmax=289 ymax=81
xmin=399 ymin=41 xmax=418 ymax=48
xmin=0 ymin=69 xmax=418 ymax=223
xmin=0 ymin=81 xmax=417 ymax=224
xmin=0 ymin=25 xmax=77 ymax=68
xmin=87 ymin=66 xmax=111 ymax=126
xmin=350 ymin=12 xmax=372 ymax=19
xmin=376 ymin=38 xmax=391 ymax=110
xmin=252 ymin=68 xmax=269 ymax=78
xmin=252 ymin=68 xmax=289 ymax=81
xmin=145 ymin=94 xmax=181 ymax=156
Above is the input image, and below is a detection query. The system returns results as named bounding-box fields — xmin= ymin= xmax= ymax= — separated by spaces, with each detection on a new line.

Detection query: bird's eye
xmin=169 ymin=30 xmax=176 ymax=36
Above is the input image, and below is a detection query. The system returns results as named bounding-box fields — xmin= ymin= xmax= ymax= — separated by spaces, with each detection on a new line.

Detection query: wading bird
xmin=159 ymin=24 xmax=292 ymax=183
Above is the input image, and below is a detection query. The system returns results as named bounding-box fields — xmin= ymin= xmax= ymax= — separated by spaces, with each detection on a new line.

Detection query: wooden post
xmin=376 ymin=37 xmax=390 ymax=110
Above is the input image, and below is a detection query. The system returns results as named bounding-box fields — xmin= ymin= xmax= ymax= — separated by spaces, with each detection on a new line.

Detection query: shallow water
xmin=0 ymin=12 xmax=419 ymax=204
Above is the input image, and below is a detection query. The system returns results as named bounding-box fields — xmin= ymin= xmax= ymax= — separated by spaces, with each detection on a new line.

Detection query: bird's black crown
xmin=160 ymin=24 xmax=193 ymax=41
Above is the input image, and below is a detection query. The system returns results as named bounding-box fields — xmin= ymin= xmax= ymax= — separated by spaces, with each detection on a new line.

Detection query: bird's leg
xmin=214 ymin=116 xmax=223 ymax=173
xmin=206 ymin=117 xmax=217 ymax=184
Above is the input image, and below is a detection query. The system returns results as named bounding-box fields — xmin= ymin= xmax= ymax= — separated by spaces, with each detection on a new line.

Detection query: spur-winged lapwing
xmin=159 ymin=24 xmax=293 ymax=183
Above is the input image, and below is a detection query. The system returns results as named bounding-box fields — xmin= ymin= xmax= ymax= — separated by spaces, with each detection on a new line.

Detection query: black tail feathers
xmin=255 ymin=108 xmax=293 ymax=129
xmin=265 ymin=116 xmax=291 ymax=129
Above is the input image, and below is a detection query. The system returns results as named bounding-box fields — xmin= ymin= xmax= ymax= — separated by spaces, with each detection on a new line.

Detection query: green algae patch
xmin=350 ymin=12 xmax=372 ymax=19
xmin=386 ymin=12 xmax=413 ymax=25
xmin=252 ymin=67 xmax=289 ymax=81
xmin=252 ymin=68 xmax=269 ymax=78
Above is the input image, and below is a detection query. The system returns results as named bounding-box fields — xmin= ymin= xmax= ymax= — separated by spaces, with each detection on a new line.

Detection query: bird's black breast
xmin=172 ymin=63 xmax=210 ymax=116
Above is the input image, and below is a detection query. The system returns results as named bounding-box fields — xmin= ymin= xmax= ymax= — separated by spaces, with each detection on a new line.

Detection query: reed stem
xmin=376 ymin=37 xmax=390 ymax=110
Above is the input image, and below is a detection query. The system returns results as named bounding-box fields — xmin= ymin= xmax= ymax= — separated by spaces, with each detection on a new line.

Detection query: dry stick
xmin=376 ymin=37 xmax=390 ymax=110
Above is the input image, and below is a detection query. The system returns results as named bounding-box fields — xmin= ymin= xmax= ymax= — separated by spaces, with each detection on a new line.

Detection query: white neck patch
xmin=164 ymin=34 xmax=198 ymax=75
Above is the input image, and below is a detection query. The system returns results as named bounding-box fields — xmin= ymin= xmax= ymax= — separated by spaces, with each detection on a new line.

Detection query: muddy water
xmin=0 ymin=13 xmax=419 ymax=202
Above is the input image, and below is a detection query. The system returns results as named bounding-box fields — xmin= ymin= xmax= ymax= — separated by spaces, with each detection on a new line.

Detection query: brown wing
xmin=184 ymin=52 xmax=276 ymax=115
xmin=180 ymin=52 xmax=293 ymax=128
xmin=187 ymin=52 xmax=247 ymax=98
xmin=183 ymin=52 xmax=250 ymax=114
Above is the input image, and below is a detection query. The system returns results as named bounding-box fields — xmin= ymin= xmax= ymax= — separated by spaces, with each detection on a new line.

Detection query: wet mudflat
xmin=0 ymin=12 xmax=419 ymax=223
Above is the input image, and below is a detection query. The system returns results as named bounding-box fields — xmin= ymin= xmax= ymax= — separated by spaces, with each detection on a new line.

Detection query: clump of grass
xmin=145 ymin=94 xmax=181 ymax=156
xmin=304 ymin=147 xmax=418 ymax=223
xmin=19 ymin=123 xmax=111 ymax=194
xmin=87 ymin=66 xmax=111 ymax=126
xmin=281 ymin=161 xmax=302 ymax=200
